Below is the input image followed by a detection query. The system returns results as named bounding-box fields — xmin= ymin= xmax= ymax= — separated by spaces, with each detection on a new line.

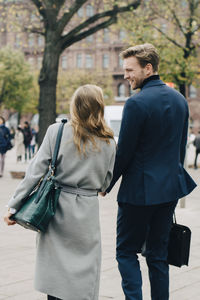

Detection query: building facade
xmin=0 ymin=0 xmax=199 ymax=127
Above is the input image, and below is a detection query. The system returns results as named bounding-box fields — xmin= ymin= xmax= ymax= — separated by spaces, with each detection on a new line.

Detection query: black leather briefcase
xmin=167 ymin=221 xmax=191 ymax=267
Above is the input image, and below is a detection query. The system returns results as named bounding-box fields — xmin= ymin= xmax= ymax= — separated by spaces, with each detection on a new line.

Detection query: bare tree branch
xmin=60 ymin=1 xmax=140 ymax=47
xmin=152 ymin=25 xmax=185 ymax=49
xmin=57 ymin=0 xmax=88 ymax=35
xmin=168 ymin=7 xmax=186 ymax=36
xmin=43 ymin=0 xmax=66 ymax=13
xmin=30 ymin=0 xmax=46 ymax=18
xmin=194 ymin=0 xmax=200 ymax=9
xmin=24 ymin=27 xmax=45 ymax=35
xmin=192 ymin=23 xmax=200 ymax=34
xmin=61 ymin=15 xmax=117 ymax=50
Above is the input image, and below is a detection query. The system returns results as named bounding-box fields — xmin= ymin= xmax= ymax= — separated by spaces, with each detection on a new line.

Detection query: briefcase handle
xmin=173 ymin=213 xmax=177 ymax=224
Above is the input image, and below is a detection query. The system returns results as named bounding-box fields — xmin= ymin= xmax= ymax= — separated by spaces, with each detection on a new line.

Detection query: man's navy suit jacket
xmin=107 ymin=79 xmax=196 ymax=205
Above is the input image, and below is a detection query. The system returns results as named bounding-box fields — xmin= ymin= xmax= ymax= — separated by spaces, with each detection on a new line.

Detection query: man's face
xmin=123 ymin=56 xmax=147 ymax=90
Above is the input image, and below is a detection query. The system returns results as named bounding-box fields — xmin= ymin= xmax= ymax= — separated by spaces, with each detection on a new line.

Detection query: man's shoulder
xmin=124 ymin=94 xmax=149 ymax=117
xmin=126 ymin=91 xmax=145 ymax=104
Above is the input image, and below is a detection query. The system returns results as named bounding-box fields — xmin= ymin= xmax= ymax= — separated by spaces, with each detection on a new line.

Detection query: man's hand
xmin=99 ymin=192 xmax=107 ymax=197
xmin=4 ymin=213 xmax=16 ymax=226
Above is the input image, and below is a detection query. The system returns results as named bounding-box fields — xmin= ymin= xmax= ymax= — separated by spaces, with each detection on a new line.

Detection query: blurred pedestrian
xmin=193 ymin=131 xmax=200 ymax=169
xmin=15 ymin=126 xmax=25 ymax=162
xmin=0 ymin=116 xmax=12 ymax=177
xmin=9 ymin=126 xmax=15 ymax=147
xmin=23 ymin=121 xmax=32 ymax=162
xmin=101 ymin=43 xmax=196 ymax=300
xmin=4 ymin=84 xmax=116 ymax=300
xmin=30 ymin=128 xmax=37 ymax=157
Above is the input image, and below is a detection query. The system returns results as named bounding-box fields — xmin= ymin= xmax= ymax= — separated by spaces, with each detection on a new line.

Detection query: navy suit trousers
xmin=116 ymin=200 xmax=177 ymax=300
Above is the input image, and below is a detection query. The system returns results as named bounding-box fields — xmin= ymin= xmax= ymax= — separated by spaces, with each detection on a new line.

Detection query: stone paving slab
xmin=0 ymin=147 xmax=200 ymax=299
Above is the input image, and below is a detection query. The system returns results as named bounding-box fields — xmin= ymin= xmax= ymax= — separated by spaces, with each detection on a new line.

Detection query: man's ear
xmin=145 ymin=63 xmax=153 ymax=76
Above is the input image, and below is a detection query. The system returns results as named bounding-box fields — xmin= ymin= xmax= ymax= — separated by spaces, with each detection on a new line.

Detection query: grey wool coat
xmin=8 ymin=123 xmax=116 ymax=300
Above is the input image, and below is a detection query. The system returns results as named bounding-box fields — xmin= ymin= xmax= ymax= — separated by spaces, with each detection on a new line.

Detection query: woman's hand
xmin=4 ymin=212 xmax=16 ymax=226
xmin=99 ymin=192 xmax=107 ymax=197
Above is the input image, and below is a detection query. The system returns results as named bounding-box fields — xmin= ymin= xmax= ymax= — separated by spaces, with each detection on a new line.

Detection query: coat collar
xmin=141 ymin=79 xmax=166 ymax=90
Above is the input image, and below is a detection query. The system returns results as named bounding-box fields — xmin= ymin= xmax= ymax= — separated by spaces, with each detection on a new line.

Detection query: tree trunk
xmin=17 ymin=112 xmax=21 ymax=125
xmin=179 ymin=82 xmax=186 ymax=97
xmin=38 ymin=32 xmax=61 ymax=146
xmin=179 ymin=71 xmax=186 ymax=98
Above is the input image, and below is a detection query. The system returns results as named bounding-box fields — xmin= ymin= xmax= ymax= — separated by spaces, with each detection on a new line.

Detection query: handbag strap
xmin=173 ymin=212 xmax=177 ymax=224
xmin=51 ymin=119 xmax=67 ymax=173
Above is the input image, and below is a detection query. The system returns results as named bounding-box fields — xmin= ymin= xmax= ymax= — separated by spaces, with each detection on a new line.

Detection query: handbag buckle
xmin=47 ymin=166 xmax=55 ymax=180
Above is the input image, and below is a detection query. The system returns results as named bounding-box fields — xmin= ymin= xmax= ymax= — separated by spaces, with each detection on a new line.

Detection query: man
xmin=193 ymin=131 xmax=200 ymax=169
xmin=101 ymin=44 xmax=196 ymax=300
xmin=23 ymin=121 xmax=32 ymax=161
xmin=0 ymin=116 xmax=12 ymax=177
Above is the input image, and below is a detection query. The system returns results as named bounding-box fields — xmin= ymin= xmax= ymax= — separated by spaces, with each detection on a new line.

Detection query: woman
xmin=4 ymin=85 xmax=116 ymax=300
xmin=0 ymin=116 xmax=12 ymax=177
xmin=15 ymin=126 xmax=25 ymax=162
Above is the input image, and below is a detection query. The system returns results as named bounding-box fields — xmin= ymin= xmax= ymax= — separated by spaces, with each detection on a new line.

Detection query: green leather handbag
xmin=11 ymin=119 xmax=67 ymax=233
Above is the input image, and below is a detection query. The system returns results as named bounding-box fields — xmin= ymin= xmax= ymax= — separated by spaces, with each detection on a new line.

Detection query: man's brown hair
xmin=120 ymin=43 xmax=159 ymax=72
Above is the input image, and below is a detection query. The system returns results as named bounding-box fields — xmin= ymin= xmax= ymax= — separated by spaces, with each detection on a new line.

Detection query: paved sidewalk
xmin=0 ymin=147 xmax=200 ymax=300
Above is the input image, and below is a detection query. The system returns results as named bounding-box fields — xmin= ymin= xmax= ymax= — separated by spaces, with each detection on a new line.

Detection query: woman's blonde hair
xmin=70 ymin=84 xmax=114 ymax=154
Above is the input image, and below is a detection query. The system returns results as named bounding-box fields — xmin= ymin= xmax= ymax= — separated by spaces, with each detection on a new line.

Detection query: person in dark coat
xmin=100 ymin=43 xmax=196 ymax=300
xmin=23 ymin=121 xmax=32 ymax=161
xmin=0 ymin=116 xmax=12 ymax=177
xmin=193 ymin=131 xmax=200 ymax=169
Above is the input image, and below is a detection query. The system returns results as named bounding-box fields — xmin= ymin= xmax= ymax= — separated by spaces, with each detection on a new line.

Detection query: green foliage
xmin=0 ymin=47 xmax=33 ymax=112
xmin=56 ymin=70 xmax=114 ymax=114
xmin=22 ymin=71 xmax=39 ymax=114
xmin=118 ymin=0 xmax=200 ymax=89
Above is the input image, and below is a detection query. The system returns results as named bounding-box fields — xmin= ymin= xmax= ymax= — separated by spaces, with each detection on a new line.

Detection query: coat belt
xmin=60 ymin=185 xmax=98 ymax=196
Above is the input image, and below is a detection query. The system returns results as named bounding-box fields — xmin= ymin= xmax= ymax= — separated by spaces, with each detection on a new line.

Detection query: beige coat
xmin=14 ymin=130 xmax=25 ymax=157
xmin=8 ymin=123 xmax=116 ymax=300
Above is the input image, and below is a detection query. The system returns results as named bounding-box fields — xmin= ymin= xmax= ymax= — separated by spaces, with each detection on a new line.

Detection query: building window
xmin=103 ymin=54 xmax=109 ymax=69
xmin=161 ymin=23 xmax=167 ymax=33
xmin=14 ymin=34 xmax=20 ymax=48
xmin=76 ymin=54 xmax=82 ymax=68
xmin=103 ymin=28 xmax=109 ymax=43
xmin=119 ymin=29 xmax=126 ymax=41
xmin=189 ymin=85 xmax=197 ymax=98
xmin=77 ymin=7 xmax=83 ymax=17
xmin=119 ymin=56 xmax=123 ymax=68
xmin=86 ymin=4 xmax=94 ymax=17
xmin=37 ymin=56 xmax=42 ymax=69
xmin=38 ymin=35 xmax=44 ymax=46
xmin=61 ymin=56 xmax=67 ymax=69
xmin=85 ymin=54 xmax=93 ymax=68
xmin=28 ymin=34 xmax=34 ymax=47
xmin=181 ymin=0 xmax=187 ymax=7
xmin=129 ymin=85 xmax=137 ymax=96
xmin=30 ymin=13 xmax=37 ymax=22
xmin=86 ymin=34 xmax=93 ymax=42
xmin=28 ymin=57 xmax=35 ymax=67
xmin=118 ymin=84 xmax=126 ymax=97
xmin=16 ymin=12 xmax=23 ymax=23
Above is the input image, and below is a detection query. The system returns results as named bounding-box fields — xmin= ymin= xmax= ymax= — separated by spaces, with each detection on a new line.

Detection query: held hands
xmin=99 ymin=192 xmax=107 ymax=197
xmin=4 ymin=212 xmax=16 ymax=226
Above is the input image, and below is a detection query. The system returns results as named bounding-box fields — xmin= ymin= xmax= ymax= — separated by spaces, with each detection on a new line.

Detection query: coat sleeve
xmin=180 ymin=102 xmax=189 ymax=165
xmin=8 ymin=126 xmax=53 ymax=210
xmin=106 ymin=98 xmax=147 ymax=193
xmin=100 ymin=142 xmax=116 ymax=193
